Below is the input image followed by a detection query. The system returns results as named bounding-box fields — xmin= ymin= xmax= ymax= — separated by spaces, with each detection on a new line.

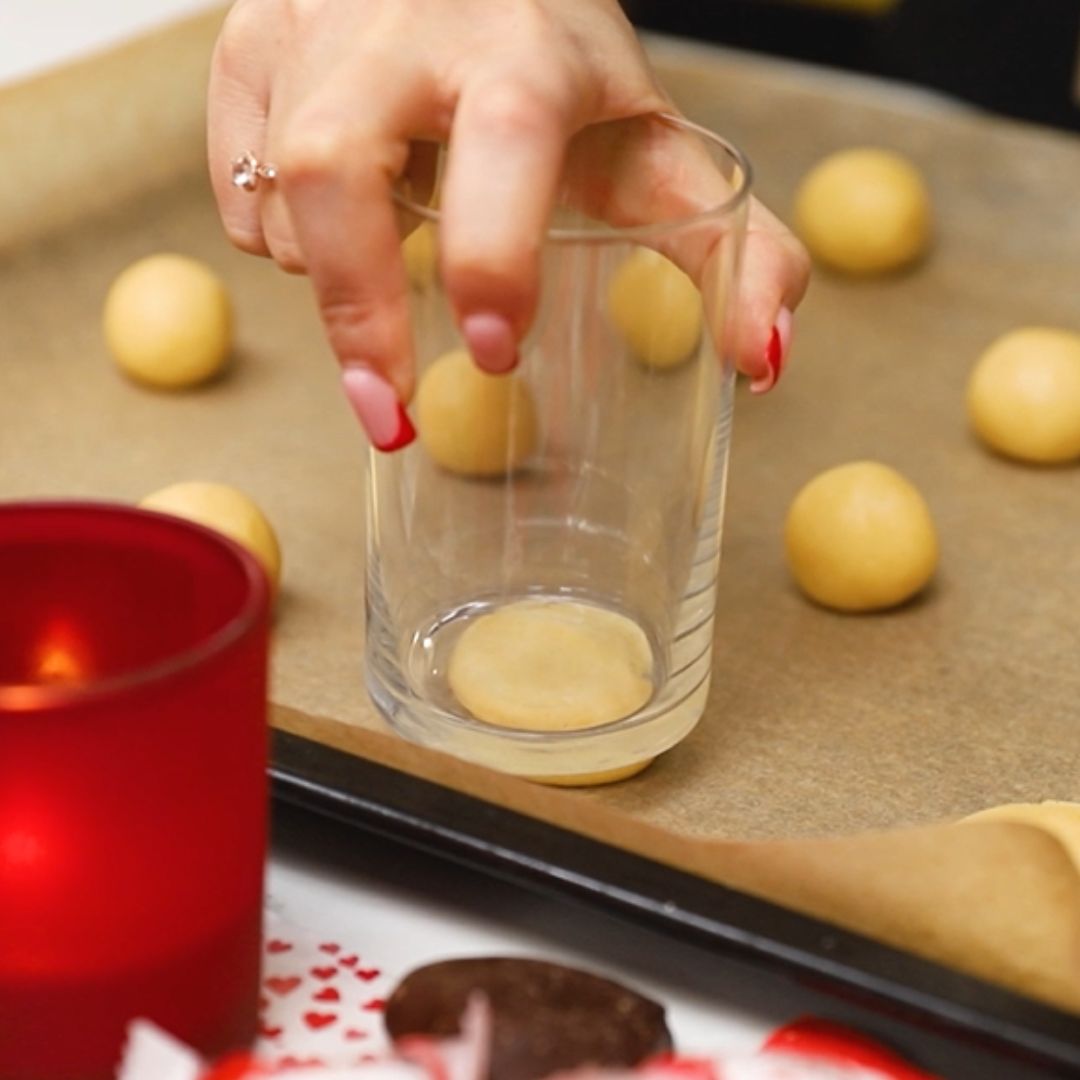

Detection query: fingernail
xmin=751 ymin=306 xmax=793 ymax=395
xmin=341 ymin=366 xmax=415 ymax=452
xmin=462 ymin=312 xmax=518 ymax=373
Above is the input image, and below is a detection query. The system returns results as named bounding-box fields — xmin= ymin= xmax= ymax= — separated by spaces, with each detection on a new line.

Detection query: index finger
xmin=272 ymin=81 xmax=418 ymax=450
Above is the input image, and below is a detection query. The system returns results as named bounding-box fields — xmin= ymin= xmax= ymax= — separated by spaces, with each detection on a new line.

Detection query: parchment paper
xmin=2 ymin=11 xmax=1078 ymax=1013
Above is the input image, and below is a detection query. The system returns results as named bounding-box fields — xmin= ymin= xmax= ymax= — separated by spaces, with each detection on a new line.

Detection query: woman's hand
xmin=208 ymin=0 xmax=810 ymax=449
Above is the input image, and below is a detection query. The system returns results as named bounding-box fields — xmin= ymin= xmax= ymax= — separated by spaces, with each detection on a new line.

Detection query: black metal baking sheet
xmin=270 ymin=729 xmax=1080 ymax=1078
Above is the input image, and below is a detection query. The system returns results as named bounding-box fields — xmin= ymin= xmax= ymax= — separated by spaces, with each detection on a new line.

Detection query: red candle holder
xmin=0 ymin=502 xmax=271 ymax=1080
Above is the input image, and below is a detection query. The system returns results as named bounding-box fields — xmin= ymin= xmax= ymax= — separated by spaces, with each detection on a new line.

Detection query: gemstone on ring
xmin=231 ymin=151 xmax=259 ymax=191
xmin=231 ymin=151 xmax=277 ymax=192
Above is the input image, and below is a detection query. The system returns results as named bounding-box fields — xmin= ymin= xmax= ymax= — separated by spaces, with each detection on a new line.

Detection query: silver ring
xmin=231 ymin=150 xmax=278 ymax=192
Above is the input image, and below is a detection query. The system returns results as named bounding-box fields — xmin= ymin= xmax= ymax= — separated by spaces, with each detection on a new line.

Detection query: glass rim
xmin=393 ymin=112 xmax=753 ymax=243
xmin=0 ymin=500 xmax=269 ymax=712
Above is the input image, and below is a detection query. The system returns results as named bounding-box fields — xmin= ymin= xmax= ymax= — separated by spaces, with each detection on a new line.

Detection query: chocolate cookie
xmin=384 ymin=956 xmax=672 ymax=1080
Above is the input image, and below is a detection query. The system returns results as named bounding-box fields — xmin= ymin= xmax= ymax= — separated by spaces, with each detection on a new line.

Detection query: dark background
xmin=624 ymin=0 xmax=1080 ymax=132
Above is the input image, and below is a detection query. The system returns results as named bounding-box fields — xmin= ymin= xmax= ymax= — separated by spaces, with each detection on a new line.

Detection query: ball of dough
xmin=104 ymin=254 xmax=232 ymax=388
xmin=784 ymin=461 xmax=937 ymax=613
xmin=139 ymin=481 xmax=281 ymax=592
xmin=416 ymin=348 xmax=538 ymax=476
xmin=966 ymin=328 xmax=1080 ymax=464
xmin=402 ymin=222 xmax=438 ymax=288
xmin=448 ymin=599 xmax=654 ymax=732
xmin=794 ymin=148 xmax=932 ymax=274
xmin=607 ymin=248 xmax=702 ymax=369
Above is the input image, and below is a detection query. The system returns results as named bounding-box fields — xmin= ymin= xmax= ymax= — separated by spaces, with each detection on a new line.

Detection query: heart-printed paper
xmin=119 ymin=916 xmax=937 ymax=1079
xmin=257 ymin=916 xmax=390 ymax=1068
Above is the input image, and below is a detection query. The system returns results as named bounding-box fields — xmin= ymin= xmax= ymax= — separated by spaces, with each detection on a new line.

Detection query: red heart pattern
xmin=265 ymin=976 xmax=302 ymax=997
xmin=258 ymin=919 xmax=388 ymax=1070
xmin=303 ymin=1011 xmax=338 ymax=1031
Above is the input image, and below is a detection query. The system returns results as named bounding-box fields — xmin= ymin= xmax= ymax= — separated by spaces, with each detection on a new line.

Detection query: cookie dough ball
xmin=448 ymin=600 xmax=653 ymax=731
xmin=104 ymin=254 xmax=232 ymax=388
xmin=785 ymin=462 xmax=937 ymax=613
xmin=607 ymin=248 xmax=702 ymax=369
xmin=140 ymin=481 xmax=281 ymax=592
xmin=416 ymin=348 xmax=538 ymax=476
xmin=402 ymin=222 xmax=438 ymax=288
xmin=794 ymin=148 xmax=932 ymax=274
xmin=966 ymin=328 xmax=1080 ymax=464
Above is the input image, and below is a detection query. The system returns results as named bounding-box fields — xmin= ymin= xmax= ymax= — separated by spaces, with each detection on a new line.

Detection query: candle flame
xmin=31 ymin=620 xmax=93 ymax=685
xmin=35 ymin=645 xmax=83 ymax=683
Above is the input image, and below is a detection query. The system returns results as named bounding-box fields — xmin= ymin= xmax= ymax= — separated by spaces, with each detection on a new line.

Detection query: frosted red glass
xmin=0 ymin=502 xmax=271 ymax=1080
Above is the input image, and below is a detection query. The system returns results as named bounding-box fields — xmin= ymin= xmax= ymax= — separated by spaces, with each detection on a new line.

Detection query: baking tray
xmin=270 ymin=729 xmax=1080 ymax=1078
xmin=4 ymin=12 xmax=1080 ymax=1074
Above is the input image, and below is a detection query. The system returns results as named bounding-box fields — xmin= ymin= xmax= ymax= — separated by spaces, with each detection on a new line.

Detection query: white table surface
xmin=1 ymin=6 xmax=1063 ymax=1077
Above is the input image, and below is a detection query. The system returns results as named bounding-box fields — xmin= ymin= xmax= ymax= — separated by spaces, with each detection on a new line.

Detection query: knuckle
xmin=282 ymin=0 xmax=322 ymax=30
xmin=277 ymin=118 xmax=386 ymax=187
xmin=276 ymin=123 xmax=341 ymax=184
xmin=469 ymin=80 xmax=562 ymax=140
xmin=503 ymin=2 xmax=565 ymax=53
xmin=318 ymin=291 xmax=380 ymax=339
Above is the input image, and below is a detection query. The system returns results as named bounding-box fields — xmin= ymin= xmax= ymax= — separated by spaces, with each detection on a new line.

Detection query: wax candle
xmin=0 ymin=502 xmax=271 ymax=1080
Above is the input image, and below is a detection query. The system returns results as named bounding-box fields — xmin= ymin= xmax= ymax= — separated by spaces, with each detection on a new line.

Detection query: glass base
xmin=366 ymin=587 xmax=713 ymax=782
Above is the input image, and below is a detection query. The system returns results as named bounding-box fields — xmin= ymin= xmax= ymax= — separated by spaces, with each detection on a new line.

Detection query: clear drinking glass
xmin=366 ymin=114 xmax=750 ymax=783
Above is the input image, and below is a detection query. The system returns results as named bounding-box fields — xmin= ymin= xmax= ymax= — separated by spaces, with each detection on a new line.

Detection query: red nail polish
xmin=750 ymin=330 xmax=783 ymax=395
xmin=766 ymin=326 xmax=784 ymax=378
xmin=750 ymin=306 xmax=793 ymax=395
xmin=377 ymin=402 xmax=416 ymax=453
xmin=342 ymin=366 xmax=416 ymax=452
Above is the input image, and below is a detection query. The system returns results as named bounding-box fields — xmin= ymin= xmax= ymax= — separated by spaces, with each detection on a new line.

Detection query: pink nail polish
xmin=341 ymin=366 xmax=415 ymax=452
xmin=462 ymin=312 xmax=518 ymax=373
xmin=751 ymin=306 xmax=793 ymax=395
